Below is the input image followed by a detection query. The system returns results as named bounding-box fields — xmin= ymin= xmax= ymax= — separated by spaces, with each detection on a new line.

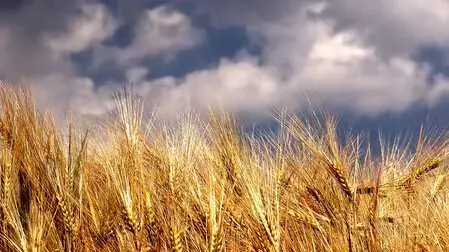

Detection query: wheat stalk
xmin=171 ymin=225 xmax=183 ymax=252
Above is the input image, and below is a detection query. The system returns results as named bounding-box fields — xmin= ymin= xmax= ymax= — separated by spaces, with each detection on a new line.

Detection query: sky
xmin=1 ymin=0 xmax=449 ymax=138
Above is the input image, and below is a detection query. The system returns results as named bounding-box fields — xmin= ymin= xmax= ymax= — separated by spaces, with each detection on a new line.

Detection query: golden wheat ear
xmin=3 ymin=83 xmax=449 ymax=250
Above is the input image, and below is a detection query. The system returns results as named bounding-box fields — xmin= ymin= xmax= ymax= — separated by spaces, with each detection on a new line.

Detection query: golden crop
xmin=0 ymin=84 xmax=447 ymax=251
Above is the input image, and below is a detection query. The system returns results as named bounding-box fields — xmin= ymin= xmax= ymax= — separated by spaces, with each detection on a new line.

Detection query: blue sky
xmin=1 ymin=0 xmax=449 ymax=139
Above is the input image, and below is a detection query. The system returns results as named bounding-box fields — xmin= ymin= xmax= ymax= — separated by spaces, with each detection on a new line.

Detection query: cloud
xmin=321 ymin=0 xmax=449 ymax=58
xmin=136 ymin=56 xmax=280 ymax=116
xmin=126 ymin=0 xmax=446 ymax=117
xmin=0 ymin=1 xmax=117 ymax=120
xmin=28 ymin=73 xmax=111 ymax=118
xmin=0 ymin=1 xmax=204 ymax=120
xmin=123 ymin=32 xmax=429 ymax=116
xmin=0 ymin=1 xmax=114 ymax=79
xmin=125 ymin=66 xmax=149 ymax=83
xmin=42 ymin=4 xmax=117 ymax=56
xmin=248 ymin=11 xmax=428 ymax=114
xmin=2 ymin=0 xmax=449 ymax=120
xmin=98 ymin=0 xmax=449 ymax=118
xmin=191 ymin=0 xmax=312 ymax=26
xmin=92 ymin=6 xmax=204 ymax=67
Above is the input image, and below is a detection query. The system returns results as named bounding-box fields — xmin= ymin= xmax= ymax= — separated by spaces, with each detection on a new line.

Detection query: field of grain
xmin=0 ymin=84 xmax=448 ymax=251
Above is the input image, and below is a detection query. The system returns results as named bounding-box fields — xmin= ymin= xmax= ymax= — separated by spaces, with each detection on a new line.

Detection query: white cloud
xmin=93 ymin=6 xmax=204 ymax=67
xmin=108 ymin=1 xmax=449 ymax=117
xmin=122 ymin=0 xmax=448 ymax=118
xmin=42 ymin=4 xmax=117 ymax=56
xmin=128 ymin=37 xmax=427 ymax=116
xmin=253 ymin=17 xmax=430 ymax=114
xmin=0 ymin=1 xmax=118 ymax=120
xmin=137 ymin=57 xmax=280 ymax=116
xmin=28 ymin=73 xmax=113 ymax=119
xmin=0 ymin=2 xmax=204 ymax=119
xmin=125 ymin=66 xmax=149 ymax=83
xmin=3 ymin=0 xmax=449 ymax=119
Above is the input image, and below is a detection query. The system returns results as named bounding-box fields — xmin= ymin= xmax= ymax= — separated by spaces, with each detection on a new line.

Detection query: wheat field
xmin=0 ymin=84 xmax=448 ymax=251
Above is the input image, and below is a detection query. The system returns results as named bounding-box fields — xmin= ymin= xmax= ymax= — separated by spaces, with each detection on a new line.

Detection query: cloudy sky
xmin=1 ymin=0 xmax=449 ymax=136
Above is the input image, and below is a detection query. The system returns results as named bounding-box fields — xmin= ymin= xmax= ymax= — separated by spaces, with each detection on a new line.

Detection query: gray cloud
xmin=0 ymin=0 xmax=204 ymax=118
xmin=0 ymin=0 xmax=28 ymax=12
xmin=2 ymin=0 xmax=449 ymax=119
xmin=191 ymin=0 xmax=313 ymax=26
xmin=0 ymin=1 xmax=111 ymax=79
xmin=42 ymin=4 xmax=116 ymax=56
xmin=0 ymin=1 xmax=116 ymax=119
xmin=321 ymin=0 xmax=449 ymax=59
